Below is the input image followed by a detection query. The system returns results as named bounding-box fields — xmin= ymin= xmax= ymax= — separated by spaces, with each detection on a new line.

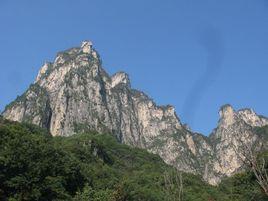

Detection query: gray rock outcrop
xmin=3 ymin=41 xmax=268 ymax=185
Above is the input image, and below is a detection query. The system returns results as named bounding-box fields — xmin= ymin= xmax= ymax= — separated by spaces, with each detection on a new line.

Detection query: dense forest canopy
xmin=0 ymin=116 xmax=267 ymax=201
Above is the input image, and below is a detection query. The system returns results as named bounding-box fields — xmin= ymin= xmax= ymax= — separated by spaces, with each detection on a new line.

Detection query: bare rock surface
xmin=3 ymin=41 xmax=268 ymax=185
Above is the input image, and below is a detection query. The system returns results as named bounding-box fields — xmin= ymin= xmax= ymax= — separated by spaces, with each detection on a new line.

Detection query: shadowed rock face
xmin=3 ymin=41 xmax=268 ymax=185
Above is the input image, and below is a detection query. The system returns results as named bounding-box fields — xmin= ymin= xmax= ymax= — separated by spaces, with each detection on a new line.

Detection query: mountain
xmin=2 ymin=41 xmax=268 ymax=185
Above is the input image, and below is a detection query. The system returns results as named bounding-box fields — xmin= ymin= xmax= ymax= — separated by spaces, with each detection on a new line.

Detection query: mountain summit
xmin=3 ymin=41 xmax=268 ymax=185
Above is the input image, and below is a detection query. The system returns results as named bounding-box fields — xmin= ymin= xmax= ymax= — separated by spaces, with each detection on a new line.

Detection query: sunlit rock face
xmin=81 ymin=40 xmax=93 ymax=54
xmin=238 ymin=108 xmax=268 ymax=127
xmin=218 ymin=104 xmax=236 ymax=128
xmin=3 ymin=41 xmax=268 ymax=185
xmin=207 ymin=105 xmax=268 ymax=185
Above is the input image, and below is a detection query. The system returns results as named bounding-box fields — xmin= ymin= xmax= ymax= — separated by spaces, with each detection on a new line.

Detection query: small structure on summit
xmin=81 ymin=40 xmax=93 ymax=54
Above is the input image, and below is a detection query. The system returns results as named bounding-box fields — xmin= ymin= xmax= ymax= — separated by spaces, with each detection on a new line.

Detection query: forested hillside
xmin=0 ymin=117 xmax=267 ymax=201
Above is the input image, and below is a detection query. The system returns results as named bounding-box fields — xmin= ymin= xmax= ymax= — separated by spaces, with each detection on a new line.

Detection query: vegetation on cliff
xmin=0 ymin=117 xmax=267 ymax=201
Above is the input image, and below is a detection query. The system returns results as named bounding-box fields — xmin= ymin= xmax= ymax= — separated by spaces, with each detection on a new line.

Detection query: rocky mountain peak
xmin=111 ymin=72 xmax=130 ymax=88
xmin=219 ymin=104 xmax=236 ymax=128
xmin=238 ymin=108 xmax=268 ymax=127
xmin=218 ymin=104 xmax=268 ymax=129
xmin=3 ymin=40 xmax=268 ymax=186
xmin=81 ymin=40 xmax=93 ymax=54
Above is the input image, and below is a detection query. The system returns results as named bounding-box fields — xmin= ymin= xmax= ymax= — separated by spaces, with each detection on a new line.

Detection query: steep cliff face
xmin=2 ymin=41 xmax=200 ymax=174
xmin=207 ymin=105 xmax=268 ymax=184
xmin=3 ymin=41 xmax=268 ymax=185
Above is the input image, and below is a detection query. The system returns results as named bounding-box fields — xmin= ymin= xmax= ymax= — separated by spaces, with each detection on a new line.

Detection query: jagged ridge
xmin=2 ymin=41 xmax=268 ymax=185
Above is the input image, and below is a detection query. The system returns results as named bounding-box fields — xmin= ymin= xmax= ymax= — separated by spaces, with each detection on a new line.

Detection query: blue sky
xmin=0 ymin=0 xmax=268 ymax=135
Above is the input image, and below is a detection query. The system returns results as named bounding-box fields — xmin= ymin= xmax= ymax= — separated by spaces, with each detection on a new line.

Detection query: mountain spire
xmin=2 ymin=41 xmax=268 ymax=186
xmin=81 ymin=40 xmax=93 ymax=54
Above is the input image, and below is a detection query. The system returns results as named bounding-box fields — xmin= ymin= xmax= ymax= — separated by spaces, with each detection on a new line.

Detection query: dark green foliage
xmin=0 ymin=118 xmax=84 ymax=200
xmin=219 ymin=172 xmax=267 ymax=201
xmin=0 ymin=118 xmax=267 ymax=200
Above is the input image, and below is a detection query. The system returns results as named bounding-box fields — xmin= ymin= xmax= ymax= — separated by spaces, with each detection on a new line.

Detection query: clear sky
xmin=0 ymin=0 xmax=268 ymax=135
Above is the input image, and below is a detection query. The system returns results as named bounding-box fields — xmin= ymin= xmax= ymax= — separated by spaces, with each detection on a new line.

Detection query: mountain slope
xmin=0 ymin=116 xmax=232 ymax=201
xmin=1 ymin=117 xmax=267 ymax=200
xmin=2 ymin=41 xmax=268 ymax=185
